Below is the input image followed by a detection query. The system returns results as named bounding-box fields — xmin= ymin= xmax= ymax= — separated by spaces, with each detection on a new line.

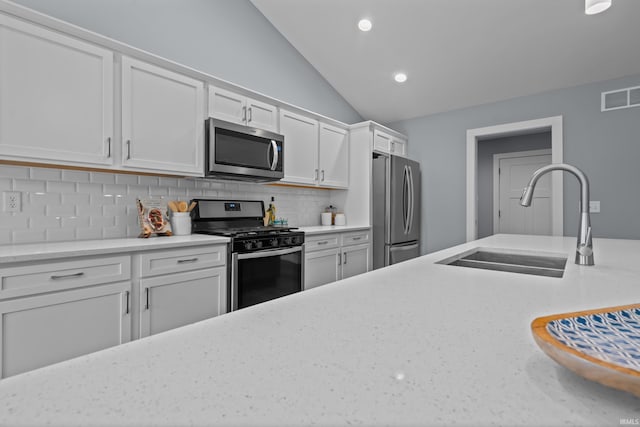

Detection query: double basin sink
xmin=438 ymin=248 xmax=568 ymax=278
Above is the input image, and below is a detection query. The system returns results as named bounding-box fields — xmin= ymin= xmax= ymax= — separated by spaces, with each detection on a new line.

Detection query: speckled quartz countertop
xmin=1 ymin=234 xmax=639 ymax=426
xmin=0 ymin=234 xmax=229 ymax=264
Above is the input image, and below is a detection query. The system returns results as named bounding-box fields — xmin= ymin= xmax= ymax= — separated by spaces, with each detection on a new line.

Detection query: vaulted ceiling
xmin=252 ymin=0 xmax=640 ymax=123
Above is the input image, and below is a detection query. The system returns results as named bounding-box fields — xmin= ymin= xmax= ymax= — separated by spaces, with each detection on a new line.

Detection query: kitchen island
xmin=0 ymin=234 xmax=639 ymax=426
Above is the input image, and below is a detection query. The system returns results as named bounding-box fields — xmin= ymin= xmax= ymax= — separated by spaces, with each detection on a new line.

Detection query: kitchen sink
xmin=437 ymin=248 xmax=567 ymax=278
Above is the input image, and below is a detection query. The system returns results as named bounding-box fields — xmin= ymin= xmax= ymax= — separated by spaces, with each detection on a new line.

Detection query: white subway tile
xmin=46 ymin=205 xmax=76 ymax=217
xmin=91 ymin=193 xmax=115 ymax=206
xmin=30 ymin=167 xmax=61 ymax=181
xmin=75 ymin=205 xmax=102 ymax=217
xmin=115 ymin=174 xmax=138 ymax=185
xmin=61 ymin=216 xmax=90 ymax=228
xmin=103 ymin=184 xmax=127 ymax=197
xmin=14 ymin=179 xmax=46 ymax=193
xmin=103 ymin=205 xmax=127 ymax=217
xmin=0 ymin=177 xmax=11 ymax=191
xmin=62 ymin=170 xmax=90 ymax=182
xmin=90 ymin=216 xmax=116 ymax=227
xmin=21 ymin=203 xmax=46 ymax=216
xmin=149 ymin=186 xmax=169 ymax=196
xmin=102 ymin=226 xmax=127 ymax=239
xmin=168 ymin=187 xmax=188 ymax=196
xmin=12 ymin=229 xmax=46 ymax=244
xmin=62 ymin=193 xmax=91 ymax=205
xmin=0 ymin=229 xmax=11 ymax=245
xmin=138 ymin=176 xmax=159 ymax=186
xmin=75 ymin=227 xmax=102 ymax=240
xmin=159 ymin=177 xmax=179 ymax=187
xmin=77 ymin=182 xmax=104 ymax=195
xmin=178 ymin=178 xmax=196 ymax=188
xmin=203 ymin=190 xmax=218 ymax=197
xmin=127 ymin=184 xmax=150 ymax=196
xmin=208 ymin=181 xmax=225 ymax=190
xmin=186 ymin=189 xmax=204 ymax=197
xmin=46 ymin=181 xmax=76 ymax=193
xmin=0 ymin=165 xmax=29 ymax=179
xmin=90 ymin=172 xmax=116 ymax=184
xmin=28 ymin=215 xmax=62 ymax=230
xmin=46 ymin=228 xmax=76 ymax=242
xmin=0 ymin=215 xmax=28 ymax=229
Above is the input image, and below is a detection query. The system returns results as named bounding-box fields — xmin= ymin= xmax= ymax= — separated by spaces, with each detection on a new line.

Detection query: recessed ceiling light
xmin=585 ymin=0 xmax=612 ymax=15
xmin=394 ymin=73 xmax=407 ymax=83
xmin=358 ymin=19 xmax=372 ymax=32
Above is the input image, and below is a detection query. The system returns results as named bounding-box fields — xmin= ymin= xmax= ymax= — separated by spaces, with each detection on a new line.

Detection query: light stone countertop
xmin=0 ymin=234 xmax=229 ymax=264
xmin=1 ymin=234 xmax=639 ymax=426
xmin=297 ymin=225 xmax=370 ymax=235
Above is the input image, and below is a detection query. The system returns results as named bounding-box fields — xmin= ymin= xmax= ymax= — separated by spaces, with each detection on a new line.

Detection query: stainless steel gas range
xmin=191 ymin=199 xmax=304 ymax=312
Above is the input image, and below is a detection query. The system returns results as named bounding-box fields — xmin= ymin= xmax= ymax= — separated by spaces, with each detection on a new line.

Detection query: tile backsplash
xmin=0 ymin=165 xmax=332 ymax=245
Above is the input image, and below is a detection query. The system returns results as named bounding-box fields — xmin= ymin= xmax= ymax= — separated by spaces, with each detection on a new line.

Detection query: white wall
xmin=390 ymin=73 xmax=640 ymax=253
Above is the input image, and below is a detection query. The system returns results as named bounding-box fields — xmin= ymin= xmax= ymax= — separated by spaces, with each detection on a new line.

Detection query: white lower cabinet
xmin=304 ymin=229 xmax=371 ymax=290
xmin=0 ymin=281 xmax=131 ymax=378
xmin=139 ymin=268 xmax=226 ymax=338
xmin=136 ymin=245 xmax=227 ymax=338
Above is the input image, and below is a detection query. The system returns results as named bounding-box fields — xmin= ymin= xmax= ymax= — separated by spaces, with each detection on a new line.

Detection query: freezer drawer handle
xmin=317 ymin=241 xmax=329 ymax=245
xmin=352 ymin=237 xmax=362 ymax=241
xmin=50 ymin=272 xmax=84 ymax=280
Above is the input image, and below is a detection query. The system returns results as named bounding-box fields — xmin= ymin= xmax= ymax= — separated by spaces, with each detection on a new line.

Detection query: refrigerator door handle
xmin=408 ymin=165 xmax=415 ymax=234
xmin=403 ymin=165 xmax=410 ymax=235
xmin=389 ymin=242 xmax=420 ymax=252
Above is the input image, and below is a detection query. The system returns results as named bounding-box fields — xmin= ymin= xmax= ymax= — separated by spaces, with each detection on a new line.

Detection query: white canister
xmin=321 ymin=212 xmax=332 ymax=226
xmin=171 ymin=212 xmax=192 ymax=236
xmin=334 ymin=213 xmax=346 ymax=226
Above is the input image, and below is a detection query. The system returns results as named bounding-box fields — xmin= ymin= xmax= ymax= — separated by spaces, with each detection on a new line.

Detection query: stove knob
xmin=243 ymin=241 xmax=253 ymax=251
xmin=255 ymin=240 xmax=263 ymax=249
xmin=270 ymin=238 xmax=279 ymax=247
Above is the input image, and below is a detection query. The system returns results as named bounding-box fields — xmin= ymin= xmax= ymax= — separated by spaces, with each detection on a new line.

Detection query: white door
xmin=279 ymin=109 xmax=318 ymax=185
xmin=122 ymin=56 xmax=204 ymax=176
xmin=318 ymin=123 xmax=349 ymax=188
xmin=208 ymin=86 xmax=246 ymax=125
xmin=246 ymin=97 xmax=278 ymax=132
xmin=139 ymin=268 xmax=226 ymax=338
xmin=0 ymin=14 xmax=113 ymax=166
xmin=0 ymin=282 xmax=131 ymax=378
xmin=495 ymin=150 xmax=552 ymax=235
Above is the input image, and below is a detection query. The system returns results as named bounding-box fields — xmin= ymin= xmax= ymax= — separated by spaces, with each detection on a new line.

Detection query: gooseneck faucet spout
xmin=519 ymin=163 xmax=594 ymax=266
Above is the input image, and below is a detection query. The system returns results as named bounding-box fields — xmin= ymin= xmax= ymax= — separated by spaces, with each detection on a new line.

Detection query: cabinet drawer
xmin=341 ymin=230 xmax=370 ymax=247
xmin=139 ymin=245 xmax=226 ymax=277
xmin=304 ymin=234 xmax=340 ymax=252
xmin=0 ymin=256 xmax=131 ymax=300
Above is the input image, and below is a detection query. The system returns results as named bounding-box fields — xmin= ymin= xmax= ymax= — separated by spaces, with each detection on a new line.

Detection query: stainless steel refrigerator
xmin=372 ymin=153 xmax=421 ymax=269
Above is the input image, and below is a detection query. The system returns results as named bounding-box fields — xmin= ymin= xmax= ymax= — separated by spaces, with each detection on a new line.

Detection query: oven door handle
xmin=237 ymin=246 xmax=301 ymax=260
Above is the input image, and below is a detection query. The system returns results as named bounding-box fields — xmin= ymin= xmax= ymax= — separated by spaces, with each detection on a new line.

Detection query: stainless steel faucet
xmin=519 ymin=163 xmax=594 ymax=266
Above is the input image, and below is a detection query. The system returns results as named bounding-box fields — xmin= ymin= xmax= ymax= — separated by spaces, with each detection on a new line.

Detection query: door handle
xmin=242 ymin=106 xmax=247 ymax=123
xmin=407 ymin=166 xmax=415 ymax=234
xmin=106 ymin=137 xmax=111 ymax=158
xmin=338 ymin=252 xmax=341 ymax=265
xmin=50 ymin=272 xmax=84 ymax=280
xmin=269 ymin=140 xmax=278 ymax=171
xmin=126 ymin=140 xmax=131 ymax=160
xmin=343 ymin=252 xmax=347 ymax=264
xmin=145 ymin=287 xmax=150 ymax=310
xmin=248 ymin=107 xmax=253 ymax=123
xmin=321 ymin=170 xmax=325 ymax=181
xmin=403 ymin=165 xmax=410 ymax=234
xmin=177 ymin=258 xmax=199 ymax=264
xmin=125 ymin=290 xmax=130 ymax=314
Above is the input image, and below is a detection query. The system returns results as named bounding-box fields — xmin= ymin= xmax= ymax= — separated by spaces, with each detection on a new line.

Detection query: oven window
xmin=237 ymin=250 xmax=302 ymax=309
xmin=215 ymin=128 xmax=277 ymax=171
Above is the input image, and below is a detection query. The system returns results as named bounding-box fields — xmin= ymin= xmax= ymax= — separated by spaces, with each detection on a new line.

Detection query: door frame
xmin=492 ymin=148 xmax=552 ymax=234
xmin=466 ymin=116 xmax=563 ymax=241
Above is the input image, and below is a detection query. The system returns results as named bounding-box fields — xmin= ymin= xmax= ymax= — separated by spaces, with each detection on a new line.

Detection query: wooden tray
xmin=531 ymin=303 xmax=640 ymax=396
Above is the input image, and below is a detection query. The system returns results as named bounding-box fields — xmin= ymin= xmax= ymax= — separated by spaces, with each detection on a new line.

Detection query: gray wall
xmin=12 ymin=0 xmax=362 ymax=124
xmin=389 ymin=73 xmax=640 ymax=254
xmin=477 ymin=132 xmax=551 ymax=238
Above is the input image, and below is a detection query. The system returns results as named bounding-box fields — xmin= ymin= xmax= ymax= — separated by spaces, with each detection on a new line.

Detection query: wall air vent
xmin=601 ymin=85 xmax=640 ymax=111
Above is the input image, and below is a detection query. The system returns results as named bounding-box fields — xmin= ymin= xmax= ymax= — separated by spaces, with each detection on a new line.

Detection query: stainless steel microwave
xmin=205 ymin=118 xmax=284 ymax=182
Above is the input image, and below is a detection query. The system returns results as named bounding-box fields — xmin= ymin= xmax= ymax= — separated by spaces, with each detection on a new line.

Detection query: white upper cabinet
xmin=318 ymin=123 xmax=349 ymax=188
xmin=121 ymin=57 xmax=204 ymax=176
xmin=208 ymin=86 xmax=278 ymax=132
xmin=0 ymin=14 xmax=114 ymax=166
xmin=373 ymin=129 xmax=407 ymax=157
xmin=279 ymin=109 xmax=319 ymax=185
xmin=280 ymin=109 xmax=349 ymax=189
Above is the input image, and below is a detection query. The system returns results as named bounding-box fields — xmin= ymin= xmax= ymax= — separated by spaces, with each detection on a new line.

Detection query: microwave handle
xmin=269 ymin=140 xmax=279 ymax=171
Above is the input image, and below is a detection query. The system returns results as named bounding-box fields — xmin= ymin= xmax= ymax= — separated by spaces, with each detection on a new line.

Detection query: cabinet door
xmin=304 ymin=248 xmax=340 ymax=290
xmin=208 ymin=85 xmax=246 ymax=126
xmin=246 ymin=97 xmax=278 ymax=132
xmin=279 ymin=109 xmax=318 ymax=185
xmin=341 ymin=243 xmax=370 ymax=280
xmin=0 ymin=282 xmax=131 ymax=378
xmin=139 ymin=267 xmax=226 ymax=338
xmin=0 ymin=14 xmax=113 ymax=166
xmin=122 ymin=57 xmax=204 ymax=176
xmin=318 ymin=123 xmax=349 ymax=188
xmin=391 ymin=138 xmax=407 ymax=157
xmin=373 ymin=130 xmax=392 ymax=153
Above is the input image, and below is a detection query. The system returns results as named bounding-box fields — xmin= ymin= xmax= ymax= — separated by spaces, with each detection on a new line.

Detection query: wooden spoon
xmin=167 ymin=200 xmax=179 ymax=212
xmin=187 ymin=201 xmax=197 ymax=212
xmin=178 ymin=201 xmax=188 ymax=212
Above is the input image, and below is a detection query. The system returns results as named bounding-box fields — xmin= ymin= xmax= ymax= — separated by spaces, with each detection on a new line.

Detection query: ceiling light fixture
xmin=358 ymin=19 xmax=372 ymax=32
xmin=585 ymin=0 xmax=612 ymax=15
xmin=394 ymin=73 xmax=407 ymax=83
